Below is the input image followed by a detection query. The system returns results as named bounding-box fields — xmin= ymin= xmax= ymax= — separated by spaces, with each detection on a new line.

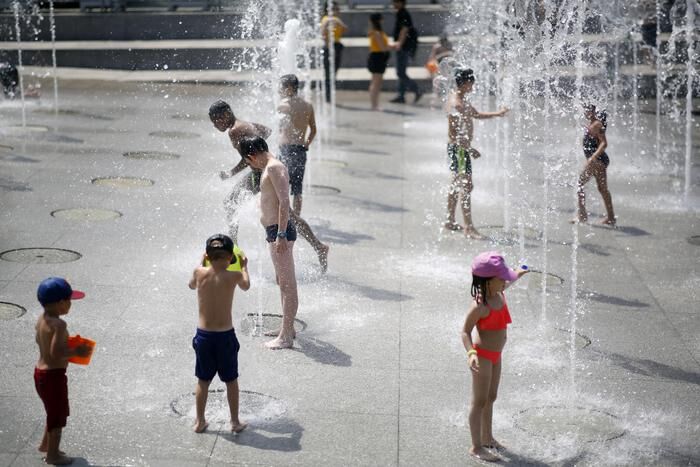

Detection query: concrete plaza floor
xmin=0 ymin=82 xmax=699 ymax=466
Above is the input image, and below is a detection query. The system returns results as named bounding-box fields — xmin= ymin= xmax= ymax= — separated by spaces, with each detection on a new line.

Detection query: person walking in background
xmin=321 ymin=1 xmax=347 ymax=104
xmin=390 ymin=0 xmax=422 ymax=104
xmin=367 ymin=13 xmax=391 ymax=111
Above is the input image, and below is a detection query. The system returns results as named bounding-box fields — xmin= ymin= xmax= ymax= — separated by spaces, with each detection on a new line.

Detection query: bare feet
xmin=483 ymin=439 xmax=506 ymax=451
xmin=469 ymin=447 xmax=500 ymax=462
xmin=265 ymin=337 xmax=294 ymax=350
xmin=193 ymin=420 xmax=209 ymax=433
xmin=599 ymin=217 xmax=616 ymax=227
xmin=443 ymin=221 xmax=463 ymax=231
xmin=44 ymin=454 xmax=73 ymax=465
xmin=263 ymin=329 xmax=296 ymax=339
xmin=570 ymin=217 xmax=587 ymax=224
xmin=231 ymin=421 xmax=248 ymax=433
xmin=317 ymin=244 xmax=329 ymax=273
xmin=464 ymin=228 xmax=485 ymax=240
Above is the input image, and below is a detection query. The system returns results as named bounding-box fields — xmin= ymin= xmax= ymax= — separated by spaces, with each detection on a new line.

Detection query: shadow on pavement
xmin=221 ymin=417 xmax=303 ymax=452
xmin=579 ymin=290 xmax=650 ymax=308
xmin=0 ymin=176 xmax=32 ymax=191
xmin=342 ymin=167 xmax=406 ymax=181
xmin=293 ymin=335 xmax=352 ymax=367
xmin=335 ymin=195 xmax=408 ymax=213
xmin=579 ymin=242 xmax=611 ymax=256
xmin=601 ymin=224 xmax=651 ymax=236
xmin=311 ymin=224 xmax=375 ymax=245
xmin=0 ymin=154 xmax=40 ymax=163
xmin=595 ymin=350 xmax=700 ymax=385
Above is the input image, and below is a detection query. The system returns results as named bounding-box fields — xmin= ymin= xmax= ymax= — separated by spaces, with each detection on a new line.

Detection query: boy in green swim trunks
xmin=445 ymin=69 xmax=508 ymax=239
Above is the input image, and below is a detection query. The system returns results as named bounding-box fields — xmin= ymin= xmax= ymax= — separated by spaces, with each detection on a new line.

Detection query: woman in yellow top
xmin=367 ymin=13 xmax=391 ymax=111
xmin=320 ymin=2 xmax=347 ymax=104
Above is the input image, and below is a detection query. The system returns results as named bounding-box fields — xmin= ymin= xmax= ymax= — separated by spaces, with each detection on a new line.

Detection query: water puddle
xmin=239 ymin=313 xmax=307 ymax=336
xmin=514 ymin=406 xmax=625 ymax=443
xmin=171 ymin=389 xmax=287 ymax=424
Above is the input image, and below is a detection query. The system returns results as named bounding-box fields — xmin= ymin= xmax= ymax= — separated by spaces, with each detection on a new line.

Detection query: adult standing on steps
xmin=209 ymin=101 xmax=329 ymax=272
xmin=390 ymin=0 xmax=422 ymax=104
xmin=321 ymin=1 xmax=347 ymax=104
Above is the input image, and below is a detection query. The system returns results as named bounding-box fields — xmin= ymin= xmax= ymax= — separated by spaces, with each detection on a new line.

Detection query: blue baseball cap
xmin=37 ymin=277 xmax=85 ymax=306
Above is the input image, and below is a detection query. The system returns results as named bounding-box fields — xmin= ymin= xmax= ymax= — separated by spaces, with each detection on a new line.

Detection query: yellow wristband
xmin=467 ymin=349 xmax=477 ymax=356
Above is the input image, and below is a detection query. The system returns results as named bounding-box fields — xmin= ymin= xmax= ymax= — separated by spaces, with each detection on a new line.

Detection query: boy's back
xmin=193 ymin=266 xmax=242 ymax=331
xmin=278 ymin=96 xmax=314 ymax=146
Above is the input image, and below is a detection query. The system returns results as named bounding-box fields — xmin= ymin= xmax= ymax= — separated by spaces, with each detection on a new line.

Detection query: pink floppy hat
xmin=471 ymin=251 xmax=519 ymax=281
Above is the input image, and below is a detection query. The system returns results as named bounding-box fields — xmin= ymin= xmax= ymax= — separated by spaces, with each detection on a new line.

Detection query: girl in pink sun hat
xmin=461 ymin=251 xmax=528 ymax=462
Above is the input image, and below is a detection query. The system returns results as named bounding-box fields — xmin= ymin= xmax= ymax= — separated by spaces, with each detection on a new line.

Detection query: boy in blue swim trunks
xmin=189 ymin=234 xmax=250 ymax=433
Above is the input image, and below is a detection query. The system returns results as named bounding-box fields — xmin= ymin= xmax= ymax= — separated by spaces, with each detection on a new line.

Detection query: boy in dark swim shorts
xmin=279 ymin=144 xmax=307 ymax=203
xmin=189 ymin=234 xmax=250 ymax=433
xmin=34 ymin=277 xmax=91 ymax=465
xmin=277 ymin=74 xmax=317 ymax=215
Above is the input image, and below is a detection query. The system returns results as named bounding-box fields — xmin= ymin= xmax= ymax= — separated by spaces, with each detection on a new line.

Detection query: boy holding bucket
xmin=34 ymin=277 xmax=92 ymax=465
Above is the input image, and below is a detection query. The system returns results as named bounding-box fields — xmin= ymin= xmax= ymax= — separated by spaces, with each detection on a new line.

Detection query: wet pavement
xmin=0 ymin=82 xmax=699 ymax=466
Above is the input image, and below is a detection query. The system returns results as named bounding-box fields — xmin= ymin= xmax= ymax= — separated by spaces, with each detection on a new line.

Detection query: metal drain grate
xmin=0 ymin=302 xmax=26 ymax=320
xmin=123 ymin=151 xmax=181 ymax=160
xmin=0 ymin=248 xmax=82 ymax=264
xmin=92 ymin=177 xmax=154 ymax=188
xmin=51 ymin=208 xmax=122 ymax=221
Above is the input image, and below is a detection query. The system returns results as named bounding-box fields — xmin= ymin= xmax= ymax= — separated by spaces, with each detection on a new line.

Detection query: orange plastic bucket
xmin=67 ymin=335 xmax=96 ymax=365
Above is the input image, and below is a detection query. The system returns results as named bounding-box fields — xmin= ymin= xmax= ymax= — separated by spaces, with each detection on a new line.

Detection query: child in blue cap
xmin=34 ymin=277 xmax=91 ymax=465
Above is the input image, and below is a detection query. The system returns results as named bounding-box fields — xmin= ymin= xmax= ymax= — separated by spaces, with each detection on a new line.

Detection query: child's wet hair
xmin=239 ymin=136 xmax=269 ymax=158
xmin=280 ymin=74 xmax=300 ymax=93
xmin=471 ymin=274 xmax=492 ymax=305
xmin=455 ymin=68 xmax=475 ymax=87
xmin=209 ymin=100 xmax=233 ymax=119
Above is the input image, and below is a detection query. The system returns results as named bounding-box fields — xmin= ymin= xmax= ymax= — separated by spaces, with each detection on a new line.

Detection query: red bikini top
xmin=477 ymin=294 xmax=512 ymax=331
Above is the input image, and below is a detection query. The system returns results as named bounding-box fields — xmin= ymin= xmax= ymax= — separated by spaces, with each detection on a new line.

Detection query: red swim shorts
xmin=34 ymin=368 xmax=69 ymax=431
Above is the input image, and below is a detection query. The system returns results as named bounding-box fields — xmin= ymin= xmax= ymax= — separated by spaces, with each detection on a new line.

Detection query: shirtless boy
xmin=445 ymin=68 xmax=508 ymax=239
xmin=240 ymin=136 xmax=298 ymax=350
xmin=34 ymin=277 xmax=91 ymax=465
xmin=189 ymin=234 xmax=250 ymax=433
xmin=209 ymin=100 xmax=329 ymax=272
xmin=277 ymin=74 xmax=317 ymax=215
